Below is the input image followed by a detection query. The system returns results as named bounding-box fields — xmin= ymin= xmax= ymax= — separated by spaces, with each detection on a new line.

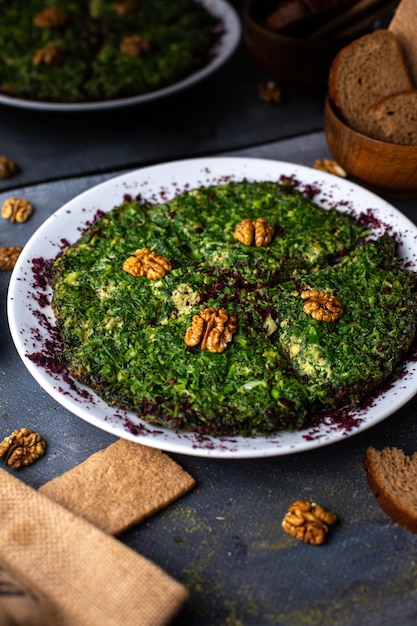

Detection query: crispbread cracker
xmin=39 ymin=438 xmax=196 ymax=535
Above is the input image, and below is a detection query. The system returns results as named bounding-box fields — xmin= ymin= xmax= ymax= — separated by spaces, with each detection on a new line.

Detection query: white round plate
xmin=7 ymin=156 xmax=417 ymax=458
xmin=0 ymin=0 xmax=240 ymax=112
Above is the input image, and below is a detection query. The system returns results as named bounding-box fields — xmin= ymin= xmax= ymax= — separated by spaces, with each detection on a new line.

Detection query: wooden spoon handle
xmin=264 ymin=0 xmax=354 ymax=31
xmin=310 ymin=0 xmax=397 ymax=37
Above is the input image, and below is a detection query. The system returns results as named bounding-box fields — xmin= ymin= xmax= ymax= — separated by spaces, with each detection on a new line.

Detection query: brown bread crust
xmin=368 ymin=90 xmax=417 ymax=145
xmin=389 ymin=0 xmax=417 ymax=87
xmin=364 ymin=446 xmax=417 ymax=534
xmin=328 ymin=29 xmax=413 ymax=136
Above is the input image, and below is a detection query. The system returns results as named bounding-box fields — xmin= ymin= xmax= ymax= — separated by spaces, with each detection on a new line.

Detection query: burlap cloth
xmin=0 ymin=563 xmax=58 ymax=626
xmin=0 ymin=441 xmax=193 ymax=626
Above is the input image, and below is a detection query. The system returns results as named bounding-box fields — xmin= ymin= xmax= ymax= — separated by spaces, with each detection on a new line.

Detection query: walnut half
xmin=0 ymin=428 xmax=46 ymax=469
xmin=112 ymin=1 xmax=138 ymax=17
xmin=122 ymin=248 xmax=172 ymax=280
xmin=234 ymin=217 xmax=274 ymax=247
xmin=32 ymin=8 xmax=70 ymax=28
xmin=2 ymin=197 xmax=33 ymax=224
xmin=184 ymin=307 xmax=237 ymax=354
xmin=33 ymin=45 xmax=65 ymax=67
xmin=0 ymin=246 xmax=23 ymax=271
xmin=314 ymin=159 xmax=347 ymax=178
xmin=301 ymin=289 xmax=343 ymax=322
xmin=0 ymin=155 xmax=19 ymax=180
xmin=120 ymin=35 xmax=151 ymax=58
xmin=282 ymin=500 xmax=337 ymax=545
xmin=258 ymin=80 xmax=283 ymax=104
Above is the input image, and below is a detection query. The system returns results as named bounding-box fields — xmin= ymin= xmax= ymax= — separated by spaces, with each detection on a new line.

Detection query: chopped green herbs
xmin=51 ymin=181 xmax=417 ymax=436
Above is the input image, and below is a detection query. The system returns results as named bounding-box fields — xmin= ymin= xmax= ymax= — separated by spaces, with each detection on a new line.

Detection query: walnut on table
xmin=0 ymin=156 xmax=20 ymax=180
xmin=2 ymin=197 xmax=33 ymax=224
xmin=234 ymin=217 xmax=274 ymax=247
xmin=0 ymin=428 xmax=46 ymax=470
xmin=314 ymin=159 xmax=347 ymax=178
xmin=0 ymin=246 xmax=23 ymax=271
xmin=258 ymin=80 xmax=283 ymax=104
xmin=184 ymin=307 xmax=237 ymax=354
xmin=282 ymin=500 xmax=337 ymax=545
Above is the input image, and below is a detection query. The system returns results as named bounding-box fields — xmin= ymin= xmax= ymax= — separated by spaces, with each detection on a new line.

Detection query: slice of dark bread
xmin=328 ymin=29 xmax=413 ymax=136
xmin=389 ymin=0 xmax=417 ymax=88
xmin=368 ymin=90 xmax=417 ymax=145
xmin=364 ymin=447 xmax=417 ymax=533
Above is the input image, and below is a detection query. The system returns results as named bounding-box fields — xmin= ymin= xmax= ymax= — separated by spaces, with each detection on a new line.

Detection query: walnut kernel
xmin=314 ymin=159 xmax=347 ymax=178
xmin=301 ymin=289 xmax=343 ymax=322
xmin=123 ymin=248 xmax=172 ymax=280
xmin=32 ymin=8 xmax=70 ymax=28
xmin=184 ymin=315 xmax=205 ymax=347
xmin=33 ymin=45 xmax=65 ymax=67
xmin=0 ymin=428 xmax=46 ymax=469
xmin=120 ymin=35 xmax=151 ymax=58
xmin=112 ymin=1 xmax=138 ymax=17
xmin=282 ymin=500 xmax=337 ymax=545
xmin=2 ymin=197 xmax=33 ymax=224
xmin=0 ymin=246 xmax=23 ymax=271
xmin=258 ymin=80 xmax=283 ymax=104
xmin=234 ymin=217 xmax=274 ymax=247
xmin=0 ymin=156 xmax=19 ymax=179
xmin=185 ymin=307 xmax=237 ymax=353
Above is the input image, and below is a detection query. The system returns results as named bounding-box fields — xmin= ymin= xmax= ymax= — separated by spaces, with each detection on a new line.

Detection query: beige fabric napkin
xmin=0 ymin=563 xmax=59 ymax=626
xmin=0 ymin=464 xmax=189 ymax=626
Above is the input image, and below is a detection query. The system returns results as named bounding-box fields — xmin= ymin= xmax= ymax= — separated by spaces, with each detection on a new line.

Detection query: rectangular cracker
xmin=39 ymin=438 xmax=196 ymax=535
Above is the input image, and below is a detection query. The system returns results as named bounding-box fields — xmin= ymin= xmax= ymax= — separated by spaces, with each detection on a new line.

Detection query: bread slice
xmin=368 ymin=90 xmax=417 ymax=145
xmin=328 ymin=29 xmax=413 ymax=136
xmin=389 ymin=0 xmax=417 ymax=87
xmin=364 ymin=446 xmax=417 ymax=533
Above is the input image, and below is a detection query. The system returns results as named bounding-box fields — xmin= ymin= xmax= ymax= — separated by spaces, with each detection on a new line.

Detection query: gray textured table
xmin=1 ymin=1 xmax=417 ymax=621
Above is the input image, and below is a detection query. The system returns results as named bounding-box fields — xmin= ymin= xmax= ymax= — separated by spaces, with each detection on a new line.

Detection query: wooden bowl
xmin=324 ymin=97 xmax=417 ymax=200
xmin=242 ymin=0 xmax=351 ymax=90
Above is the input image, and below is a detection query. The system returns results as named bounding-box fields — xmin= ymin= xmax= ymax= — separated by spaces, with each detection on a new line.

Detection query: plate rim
xmin=7 ymin=155 xmax=417 ymax=458
xmin=0 ymin=0 xmax=241 ymax=112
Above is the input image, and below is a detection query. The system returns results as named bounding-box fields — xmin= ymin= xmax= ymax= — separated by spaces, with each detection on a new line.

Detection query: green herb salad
xmin=50 ymin=180 xmax=417 ymax=436
xmin=0 ymin=0 xmax=220 ymax=103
